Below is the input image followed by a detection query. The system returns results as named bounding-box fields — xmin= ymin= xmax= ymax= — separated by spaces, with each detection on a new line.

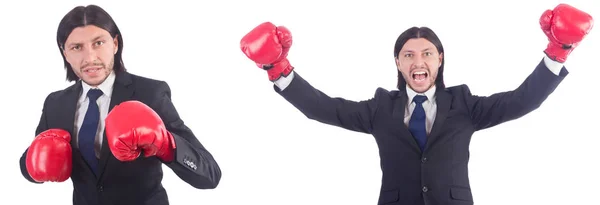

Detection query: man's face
xmin=396 ymin=38 xmax=443 ymax=93
xmin=63 ymin=25 xmax=118 ymax=86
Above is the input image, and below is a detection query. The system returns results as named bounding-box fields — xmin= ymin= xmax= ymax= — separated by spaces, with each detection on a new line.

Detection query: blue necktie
xmin=79 ymin=89 xmax=103 ymax=175
xmin=409 ymin=95 xmax=428 ymax=151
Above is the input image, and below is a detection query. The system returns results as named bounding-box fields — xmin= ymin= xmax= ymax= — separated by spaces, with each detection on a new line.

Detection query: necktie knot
xmin=87 ymin=89 xmax=103 ymax=101
xmin=413 ymin=95 xmax=428 ymax=104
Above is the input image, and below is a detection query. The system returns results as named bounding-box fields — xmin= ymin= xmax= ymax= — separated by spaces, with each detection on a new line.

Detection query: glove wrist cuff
xmin=157 ymin=132 xmax=176 ymax=163
xmin=265 ymin=58 xmax=294 ymax=81
xmin=544 ymin=42 xmax=574 ymax=63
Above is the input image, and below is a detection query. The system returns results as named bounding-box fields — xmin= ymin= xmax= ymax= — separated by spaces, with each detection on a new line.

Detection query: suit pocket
xmin=378 ymin=189 xmax=399 ymax=204
xmin=143 ymin=187 xmax=168 ymax=205
xmin=450 ymin=187 xmax=473 ymax=201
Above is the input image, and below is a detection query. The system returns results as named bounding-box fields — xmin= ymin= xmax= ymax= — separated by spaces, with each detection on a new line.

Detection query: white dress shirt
xmin=274 ymin=56 xmax=564 ymax=132
xmin=73 ymin=71 xmax=116 ymax=158
xmin=404 ymin=85 xmax=437 ymax=134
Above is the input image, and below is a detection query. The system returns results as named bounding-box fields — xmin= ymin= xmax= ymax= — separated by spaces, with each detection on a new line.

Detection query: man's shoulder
xmin=440 ymin=84 xmax=477 ymax=99
xmin=124 ymin=73 xmax=172 ymax=103
xmin=369 ymin=87 xmax=402 ymax=103
xmin=127 ymin=72 xmax=169 ymax=89
xmin=44 ymin=82 xmax=80 ymax=103
xmin=445 ymin=84 xmax=471 ymax=93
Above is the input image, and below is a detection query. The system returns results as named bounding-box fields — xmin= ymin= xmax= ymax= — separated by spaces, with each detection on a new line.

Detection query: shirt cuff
xmin=543 ymin=55 xmax=564 ymax=76
xmin=274 ymin=71 xmax=295 ymax=90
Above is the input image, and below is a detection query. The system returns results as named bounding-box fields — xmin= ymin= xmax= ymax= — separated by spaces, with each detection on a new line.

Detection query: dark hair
xmin=393 ymin=27 xmax=445 ymax=91
xmin=56 ymin=5 xmax=126 ymax=82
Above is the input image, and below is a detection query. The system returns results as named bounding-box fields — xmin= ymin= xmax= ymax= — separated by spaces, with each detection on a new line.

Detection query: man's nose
xmin=413 ymin=54 xmax=425 ymax=67
xmin=82 ymin=48 xmax=97 ymax=63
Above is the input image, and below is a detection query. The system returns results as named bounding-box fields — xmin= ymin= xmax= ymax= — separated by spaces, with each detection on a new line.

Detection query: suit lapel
xmin=61 ymin=82 xmax=82 ymax=140
xmin=60 ymin=81 xmax=100 ymax=178
xmin=391 ymin=91 xmax=423 ymax=153
xmin=425 ymin=89 xmax=451 ymax=150
xmin=97 ymin=71 xmax=134 ymax=181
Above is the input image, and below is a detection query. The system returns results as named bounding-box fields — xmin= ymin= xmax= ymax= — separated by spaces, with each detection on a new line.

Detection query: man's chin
xmin=82 ymin=76 xmax=107 ymax=87
xmin=408 ymin=83 xmax=434 ymax=93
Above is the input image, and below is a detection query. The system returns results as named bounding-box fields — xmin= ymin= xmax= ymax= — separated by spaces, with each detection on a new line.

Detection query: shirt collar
xmin=81 ymin=71 xmax=116 ymax=98
xmin=406 ymin=84 xmax=436 ymax=104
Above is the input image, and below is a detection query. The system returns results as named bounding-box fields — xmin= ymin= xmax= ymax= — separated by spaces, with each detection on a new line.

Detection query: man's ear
xmin=113 ymin=35 xmax=119 ymax=54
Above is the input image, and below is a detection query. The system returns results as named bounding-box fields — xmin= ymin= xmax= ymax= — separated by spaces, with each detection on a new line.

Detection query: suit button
xmin=421 ymin=157 xmax=427 ymax=163
xmin=422 ymin=186 xmax=428 ymax=193
xmin=97 ymin=185 xmax=103 ymax=192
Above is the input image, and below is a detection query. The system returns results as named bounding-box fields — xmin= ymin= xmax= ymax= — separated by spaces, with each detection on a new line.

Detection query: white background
xmin=0 ymin=0 xmax=598 ymax=204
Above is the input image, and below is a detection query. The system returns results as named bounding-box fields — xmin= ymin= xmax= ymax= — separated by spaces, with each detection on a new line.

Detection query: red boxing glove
xmin=105 ymin=100 xmax=176 ymax=162
xmin=26 ymin=129 xmax=72 ymax=182
xmin=540 ymin=3 xmax=594 ymax=63
xmin=240 ymin=22 xmax=294 ymax=81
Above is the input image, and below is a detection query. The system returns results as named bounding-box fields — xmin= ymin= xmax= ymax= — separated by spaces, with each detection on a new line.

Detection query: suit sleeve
xmin=275 ymin=71 xmax=381 ymax=134
xmin=151 ymin=81 xmax=221 ymax=189
xmin=464 ymin=57 xmax=568 ymax=131
xmin=19 ymin=94 xmax=52 ymax=184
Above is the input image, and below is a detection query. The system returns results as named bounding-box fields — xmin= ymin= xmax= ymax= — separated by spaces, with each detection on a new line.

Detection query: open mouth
xmin=411 ymin=71 xmax=429 ymax=82
xmin=83 ymin=67 xmax=103 ymax=74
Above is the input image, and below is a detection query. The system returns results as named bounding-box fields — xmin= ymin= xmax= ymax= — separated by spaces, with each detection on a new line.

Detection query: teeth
xmin=85 ymin=68 xmax=100 ymax=72
xmin=412 ymin=71 xmax=427 ymax=82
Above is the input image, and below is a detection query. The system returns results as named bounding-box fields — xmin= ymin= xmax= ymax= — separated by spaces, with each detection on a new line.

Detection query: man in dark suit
xmin=19 ymin=5 xmax=221 ymax=205
xmin=239 ymin=4 xmax=593 ymax=205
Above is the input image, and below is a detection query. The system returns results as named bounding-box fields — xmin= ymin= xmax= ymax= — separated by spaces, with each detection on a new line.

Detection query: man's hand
xmin=540 ymin=3 xmax=593 ymax=63
xmin=105 ymin=100 xmax=176 ymax=162
xmin=26 ymin=129 xmax=72 ymax=182
xmin=240 ymin=22 xmax=295 ymax=81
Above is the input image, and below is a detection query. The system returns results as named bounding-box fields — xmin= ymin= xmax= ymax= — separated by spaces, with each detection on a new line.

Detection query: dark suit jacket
xmin=275 ymin=59 xmax=567 ymax=205
xmin=19 ymin=71 xmax=222 ymax=205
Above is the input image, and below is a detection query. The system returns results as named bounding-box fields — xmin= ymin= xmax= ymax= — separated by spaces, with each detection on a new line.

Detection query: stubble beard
xmin=82 ymin=58 xmax=115 ymax=86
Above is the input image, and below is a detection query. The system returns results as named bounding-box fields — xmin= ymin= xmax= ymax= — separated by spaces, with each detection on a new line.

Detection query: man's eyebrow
xmin=66 ymin=35 xmax=108 ymax=47
xmin=91 ymin=35 xmax=106 ymax=42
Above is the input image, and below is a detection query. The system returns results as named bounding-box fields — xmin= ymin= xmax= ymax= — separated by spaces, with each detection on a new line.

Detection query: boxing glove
xmin=540 ymin=3 xmax=594 ymax=63
xmin=105 ymin=100 xmax=176 ymax=162
xmin=240 ymin=22 xmax=294 ymax=81
xmin=25 ymin=129 xmax=72 ymax=182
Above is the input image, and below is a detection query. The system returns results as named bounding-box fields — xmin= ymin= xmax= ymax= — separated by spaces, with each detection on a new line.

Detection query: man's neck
xmin=81 ymin=71 xmax=116 ymax=98
xmin=406 ymin=84 xmax=436 ymax=103
xmin=406 ymin=84 xmax=436 ymax=94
